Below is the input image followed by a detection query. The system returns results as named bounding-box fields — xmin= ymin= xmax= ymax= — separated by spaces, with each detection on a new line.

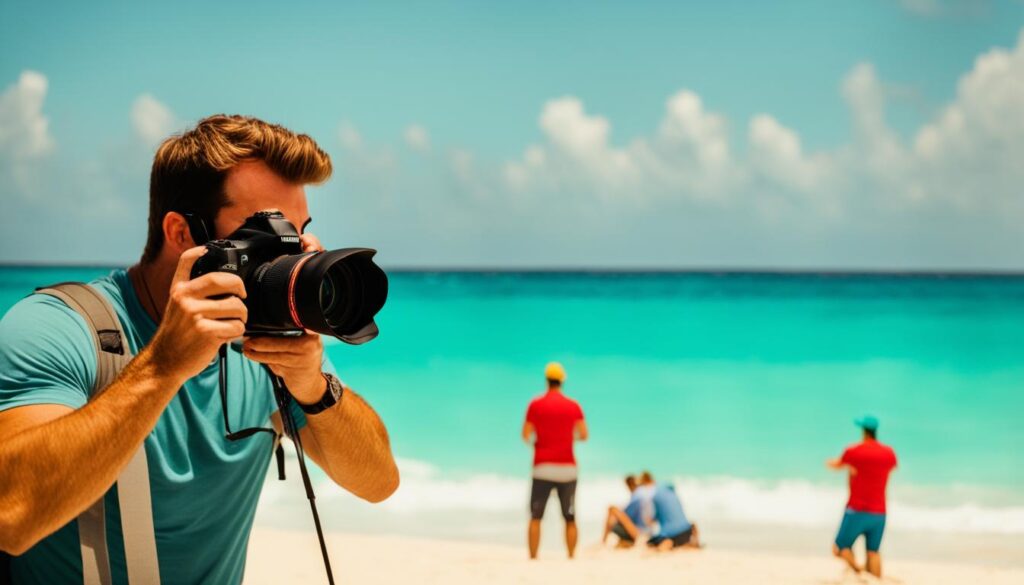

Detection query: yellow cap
xmin=544 ymin=362 xmax=566 ymax=383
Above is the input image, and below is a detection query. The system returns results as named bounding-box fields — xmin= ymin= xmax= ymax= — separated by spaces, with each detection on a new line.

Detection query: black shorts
xmin=530 ymin=478 xmax=577 ymax=521
xmin=611 ymin=522 xmax=634 ymax=543
xmin=647 ymin=527 xmax=693 ymax=548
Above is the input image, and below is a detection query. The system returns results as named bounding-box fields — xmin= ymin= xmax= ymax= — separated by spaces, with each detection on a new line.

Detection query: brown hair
xmin=142 ymin=114 xmax=333 ymax=263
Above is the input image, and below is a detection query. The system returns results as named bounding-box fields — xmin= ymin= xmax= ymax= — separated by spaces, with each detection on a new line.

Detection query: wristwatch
xmin=298 ymin=373 xmax=345 ymax=415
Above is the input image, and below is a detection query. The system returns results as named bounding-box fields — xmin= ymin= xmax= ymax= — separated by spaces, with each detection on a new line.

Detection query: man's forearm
xmin=301 ymin=388 xmax=398 ymax=503
xmin=0 ymin=347 xmax=184 ymax=554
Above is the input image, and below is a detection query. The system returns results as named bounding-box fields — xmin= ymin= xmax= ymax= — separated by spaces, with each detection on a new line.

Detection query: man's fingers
xmin=180 ymin=271 xmax=247 ymax=300
xmin=196 ymin=318 xmax=245 ymax=340
xmin=172 ymin=246 xmax=209 ymax=285
xmin=300 ymin=233 xmax=325 ymax=253
xmin=241 ymin=347 xmax=295 ymax=365
xmin=244 ymin=334 xmax=319 ymax=353
xmin=188 ymin=297 xmax=248 ymax=321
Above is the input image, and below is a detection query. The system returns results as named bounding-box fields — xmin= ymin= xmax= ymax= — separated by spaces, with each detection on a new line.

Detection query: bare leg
xmin=602 ymin=507 xmax=615 ymax=544
xmin=657 ymin=538 xmax=674 ymax=552
xmin=608 ymin=507 xmax=640 ymax=540
xmin=528 ymin=519 xmax=541 ymax=559
xmin=684 ymin=523 xmax=701 ymax=548
xmin=565 ymin=521 xmax=578 ymax=559
xmin=833 ymin=544 xmax=861 ymax=572
xmin=865 ymin=552 xmax=882 ymax=578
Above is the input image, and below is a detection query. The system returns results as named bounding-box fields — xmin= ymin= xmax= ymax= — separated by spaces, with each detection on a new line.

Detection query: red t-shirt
xmin=526 ymin=391 xmax=584 ymax=466
xmin=841 ymin=440 xmax=898 ymax=514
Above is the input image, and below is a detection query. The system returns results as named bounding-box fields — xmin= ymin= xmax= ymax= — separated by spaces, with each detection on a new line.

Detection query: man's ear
xmin=162 ymin=212 xmax=197 ymax=253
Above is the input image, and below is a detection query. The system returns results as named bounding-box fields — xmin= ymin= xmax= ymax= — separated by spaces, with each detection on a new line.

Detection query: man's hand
xmin=522 ymin=421 xmax=535 ymax=445
xmin=299 ymin=232 xmax=324 ymax=254
xmin=0 ymin=247 xmax=245 ymax=554
xmin=241 ymin=231 xmax=328 ymax=404
xmin=150 ymin=246 xmax=247 ymax=380
xmin=826 ymin=458 xmax=857 ymax=475
xmin=241 ymin=333 xmax=326 ymax=404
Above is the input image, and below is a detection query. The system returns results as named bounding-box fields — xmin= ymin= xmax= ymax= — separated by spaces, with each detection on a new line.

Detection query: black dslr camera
xmin=189 ymin=211 xmax=387 ymax=344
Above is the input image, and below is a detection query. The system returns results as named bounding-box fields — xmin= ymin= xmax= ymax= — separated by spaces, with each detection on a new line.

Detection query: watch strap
xmin=298 ymin=373 xmax=344 ymax=415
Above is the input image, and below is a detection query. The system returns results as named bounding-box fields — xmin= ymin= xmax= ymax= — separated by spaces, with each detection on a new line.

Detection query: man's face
xmin=213 ymin=159 xmax=312 ymax=239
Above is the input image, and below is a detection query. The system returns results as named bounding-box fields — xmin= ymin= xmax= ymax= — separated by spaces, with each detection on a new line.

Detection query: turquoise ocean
xmin=2 ymin=267 xmax=1022 ymax=564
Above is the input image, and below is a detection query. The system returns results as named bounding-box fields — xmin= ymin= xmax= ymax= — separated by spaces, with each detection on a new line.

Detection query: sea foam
xmin=267 ymin=458 xmax=1024 ymax=536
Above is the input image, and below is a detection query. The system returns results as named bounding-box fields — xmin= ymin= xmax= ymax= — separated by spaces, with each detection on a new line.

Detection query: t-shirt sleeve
xmin=525 ymin=400 xmax=536 ymax=425
xmin=839 ymin=446 xmax=855 ymax=466
xmin=0 ymin=295 xmax=96 ymax=413
xmin=573 ymin=401 xmax=584 ymax=422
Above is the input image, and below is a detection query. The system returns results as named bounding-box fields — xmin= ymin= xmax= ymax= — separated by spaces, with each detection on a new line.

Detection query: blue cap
xmin=854 ymin=415 xmax=879 ymax=431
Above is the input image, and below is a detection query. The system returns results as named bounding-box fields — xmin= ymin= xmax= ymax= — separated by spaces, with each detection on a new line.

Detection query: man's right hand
xmin=149 ymin=246 xmax=248 ymax=380
xmin=0 ymin=246 xmax=250 ymax=555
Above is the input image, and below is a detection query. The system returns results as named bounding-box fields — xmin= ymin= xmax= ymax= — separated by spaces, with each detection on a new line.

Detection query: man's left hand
xmin=241 ymin=232 xmax=328 ymax=405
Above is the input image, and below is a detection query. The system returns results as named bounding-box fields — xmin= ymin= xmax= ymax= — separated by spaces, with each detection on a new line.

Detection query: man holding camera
xmin=0 ymin=115 xmax=399 ymax=584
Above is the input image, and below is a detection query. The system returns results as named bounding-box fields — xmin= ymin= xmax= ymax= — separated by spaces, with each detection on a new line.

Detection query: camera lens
xmin=319 ymin=272 xmax=338 ymax=316
xmin=248 ymin=249 xmax=387 ymax=344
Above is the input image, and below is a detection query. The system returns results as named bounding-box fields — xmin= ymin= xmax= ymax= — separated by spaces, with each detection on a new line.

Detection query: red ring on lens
xmin=287 ymin=253 xmax=317 ymax=329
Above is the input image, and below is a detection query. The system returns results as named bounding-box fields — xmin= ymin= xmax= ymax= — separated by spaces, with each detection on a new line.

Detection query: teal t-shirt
xmin=0 ymin=269 xmax=317 ymax=585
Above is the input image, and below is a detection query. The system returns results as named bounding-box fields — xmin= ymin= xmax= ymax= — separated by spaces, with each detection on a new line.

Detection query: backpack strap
xmin=35 ymin=283 xmax=161 ymax=585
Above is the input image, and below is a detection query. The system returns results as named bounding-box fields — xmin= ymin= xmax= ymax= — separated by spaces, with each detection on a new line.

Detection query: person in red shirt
xmin=827 ymin=415 xmax=898 ymax=578
xmin=522 ymin=362 xmax=588 ymax=559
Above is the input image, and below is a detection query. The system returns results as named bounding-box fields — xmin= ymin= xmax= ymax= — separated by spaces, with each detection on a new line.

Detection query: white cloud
xmin=748 ymin=114 xmax=830 ymax=193
xmin=404 ymin=124 xmax=431 ymax=153
xmin=0 ymin=70 xmax=56 ymax=200
xmin=339 ymin=121 xmax=364 ymax=151
xmin=130 ymin=94 xmax=176 ymax=147
xmin=910 ymin=30 xmax=1024 ymax=207
xmin=505 ymin=92 xmax=737 ymax=201
xmin=640 ymin=90 xmax=737 ymax=197
xmin=502 ymin=27 xmax=1024 ymax=221
xmin=333 ymin=121 xmax=400 ymax=208
xmin=503 ymin=98 xmax=626 ymax=199
xmin=0 ymin=70 xmax=54 ymax=160
xmin=657 ymin=90 xmax=731 ymax=172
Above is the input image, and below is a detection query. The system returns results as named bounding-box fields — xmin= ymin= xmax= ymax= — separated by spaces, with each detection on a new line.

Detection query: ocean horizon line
xmin=2 ymin=262 xmax=1023 ymax=278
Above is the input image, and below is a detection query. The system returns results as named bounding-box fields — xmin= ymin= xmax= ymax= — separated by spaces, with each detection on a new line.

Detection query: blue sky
xmin=2 ymin=0 xmax=1023 ymax=268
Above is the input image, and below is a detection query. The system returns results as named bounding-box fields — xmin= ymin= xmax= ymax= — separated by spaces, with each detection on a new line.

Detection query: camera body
xmin=190 ymin=211 xmax=387 ymax=344
xmin=191 ymin=211 xmax=304 ymax=283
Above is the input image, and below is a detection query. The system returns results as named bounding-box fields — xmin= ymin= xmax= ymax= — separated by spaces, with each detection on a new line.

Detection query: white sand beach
xmin=244 ymin=528 xmax=1024 ymax=585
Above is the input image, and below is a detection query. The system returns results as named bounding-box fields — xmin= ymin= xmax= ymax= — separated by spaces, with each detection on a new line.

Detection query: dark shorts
xmin=835 ymin=509 xmax=886 ymax=552
xmin=530 ymin=478 xmax=577 ymax=521
xmin=610 ymin=521 xmax=634 ymax=543
xmin=647 ymin=527 xmax=694 ymax=549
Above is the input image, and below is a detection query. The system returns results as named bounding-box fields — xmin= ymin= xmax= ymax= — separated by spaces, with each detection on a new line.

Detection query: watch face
xmin=328 ymin=377 xmax=342 ymax=401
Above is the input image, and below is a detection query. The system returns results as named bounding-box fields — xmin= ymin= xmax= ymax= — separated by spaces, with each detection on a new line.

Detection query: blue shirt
xmin=651 ymin=484 xmax=691 ymax=538
xmin=0 ymin=269 xmax=318 ymax=585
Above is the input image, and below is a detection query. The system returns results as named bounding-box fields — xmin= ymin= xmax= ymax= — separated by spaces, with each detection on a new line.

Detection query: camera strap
xmin=268 ymin=371 xmax=337 ymax=585
xmin=216 ymin=348 xmax=336 ymax=584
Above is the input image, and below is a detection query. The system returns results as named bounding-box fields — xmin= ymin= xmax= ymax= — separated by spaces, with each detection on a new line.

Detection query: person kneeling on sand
xmin=602 ymin=474 xmax=653 ymax=548
xmin=641 ymin=472 xmax=701 ymax=551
